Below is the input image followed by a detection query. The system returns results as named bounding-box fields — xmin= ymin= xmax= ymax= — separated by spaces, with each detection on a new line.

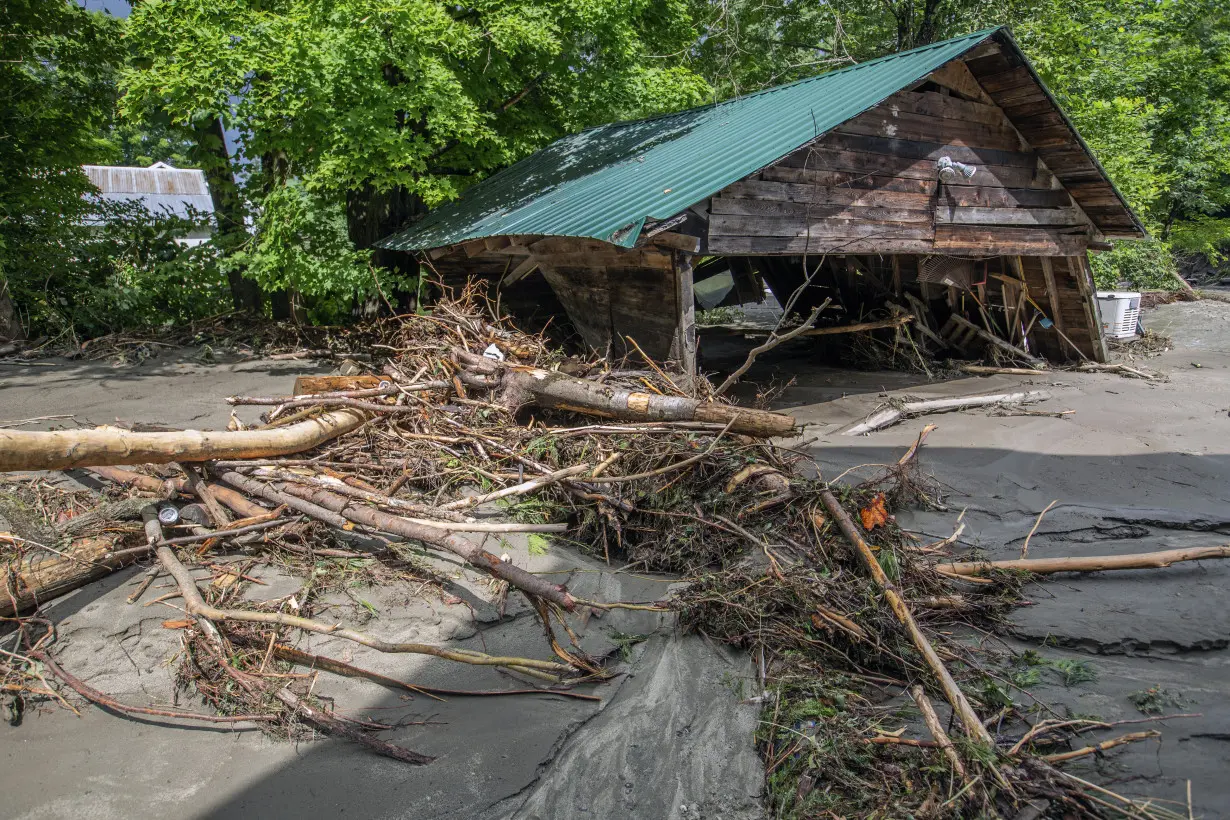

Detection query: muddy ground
xmin=2 ymin=297 xmax=1229 ymax=818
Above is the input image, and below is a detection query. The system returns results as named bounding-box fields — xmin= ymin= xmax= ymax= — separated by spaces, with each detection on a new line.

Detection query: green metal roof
xmin=380 ymin=28 xmax=1007 ymax=252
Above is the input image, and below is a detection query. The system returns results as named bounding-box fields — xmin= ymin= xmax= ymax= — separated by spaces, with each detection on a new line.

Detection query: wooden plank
xmin=937 ymin=186 xmax=1071 ymax=209
xmin=721 ymin=179 xmax=934 ymax=209
xmin=817 ymin=132 xmax=1037 ymax=167
xmin=294 ymin=375 xmax=381 ymax=395
xmin=673 ymin=253 xmax=697 ymax=374
xmin=763 ymin=166 xmax=937 ymax=194
xmin=709 ymin=213 xmax=934 ymax=240
xmin=528 ymin=236 xmax=617 ymax=256
xmin=501 ymin=255 xmax=540 ymax=287
xmin=713 ymin=213 xmax=929 ymax=238
xmin=926 ymin=61 xmax=994 ymax=104
xmin=1067 ymin=254 xmax=1109 ymax=362
xmin=708 ymin=235 xmax=937 ymax=255
xmin=647 ymin=232 xmax=701 ymax=253
xmin=1038 ymin=256 xmax=1067 ymax=338
xmin=533 ymin=249 xmax=671 ymax=269
xmin=772 ymin=151 xmax=934 ymax=183
xmin=977 ymin=67 xmax=1034 ymax=95
xmin=711 ymin=196 xmax=933 ymax=224
xmin=888 ymin=90 xmax=1011 ymax=126
xmin=934 ymin=225 xmax=1088 ymax=256
xmin=935 ymin=205 xmax=1088 ymax=227
xmin=461 ymin=238 xmax=492 ymax=258
xmin=836 ymin=114 xmax=1023 ymax=152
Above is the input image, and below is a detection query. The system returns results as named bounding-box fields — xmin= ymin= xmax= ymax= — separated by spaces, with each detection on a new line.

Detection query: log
xmin=844 ymin=391 xmax=1049 ymax=435
xmin=962 ymin=365 xmax=1049 ymax=376
xmin=938 ymin=545 xmax=1230 ymax=577
xmin=490 ymin=363 xmax=794 ymax=437
xmin=0 ymin=538 xmax=152 ymax=617
xmin=0 ymin=409 xmax=367 ymax=472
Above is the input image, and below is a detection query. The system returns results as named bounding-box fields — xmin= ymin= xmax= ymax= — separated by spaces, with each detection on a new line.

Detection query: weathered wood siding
xmin=962 ymin=42 xmax=1139 ymax=238
xmin=707 ymin=63 xmax=1098 ymax=257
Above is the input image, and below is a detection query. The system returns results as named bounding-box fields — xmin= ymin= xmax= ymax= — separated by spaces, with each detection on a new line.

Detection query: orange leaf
xmin=859 ymin=494 xmax=889 ymax=531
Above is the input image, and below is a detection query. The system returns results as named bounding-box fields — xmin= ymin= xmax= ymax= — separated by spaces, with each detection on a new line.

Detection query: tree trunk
xmin=191 ymin=116 xmax=261 ymax=312
xmin=0 ymin=409 xmax=366 ymax=472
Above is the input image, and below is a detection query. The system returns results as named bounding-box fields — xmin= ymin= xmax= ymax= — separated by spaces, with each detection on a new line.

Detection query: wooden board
xmin=711 ymin=196 xmax=932 ymax=224
xmin=710 ymin=213 xmax=934 ymax=240
xmin=934 ymin=226 xmax=1088 ymax=256
xmin=935 ymin=205 xmax=1088 ymax=227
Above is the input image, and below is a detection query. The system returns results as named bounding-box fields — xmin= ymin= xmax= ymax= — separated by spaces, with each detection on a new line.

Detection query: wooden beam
xmin=500 ymin=255 xmax=540 ymax=287
xmin=674 ymin=252 xmax=697 ymax=376
xmin=948 ymin=313 xmax=1042 ymax=365
xmin=1038 ymin=257 xmax=1067 ymax=338
xmin=649 ymin=232 xmax=702 ymax=253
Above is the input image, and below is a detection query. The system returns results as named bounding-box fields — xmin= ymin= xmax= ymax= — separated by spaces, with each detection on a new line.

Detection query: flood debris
xmin=1 ymin=283 xmax=1219 ymax=817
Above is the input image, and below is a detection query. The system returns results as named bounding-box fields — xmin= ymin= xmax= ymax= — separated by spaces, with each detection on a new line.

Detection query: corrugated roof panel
xmin=380 ymin=28 xmax=1002 ymax=251
xmin=84 ymin=164 xmax=209 ymax=196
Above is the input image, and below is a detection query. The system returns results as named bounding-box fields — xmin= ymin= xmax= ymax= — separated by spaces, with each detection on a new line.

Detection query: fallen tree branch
xmin=819 ymin=488 xmax=993 ymax=745
xmin=239 ymin=638 xmax=601 ymax=702
xmin=31 ymin=650 xmax=273 ymax=725
xmin=218 ymin=471 xmax=581 ymax=612
xmin=1020 ymin=500 xmax=1058 ymax=559
xmin=1042 ymin=730 xmax=1160 ymax=764
xmin=454 ymin=349 xmax=795 ymax=438
xmin=153 ymin=541 xmax=573 ymax=680
xmin=939 ymin=545 xmax=1230 ymax=577
xmin=715 ymin=298 xmax=832 ymax=396
xmin=845 ymin=391 xmax=1050 ymax=435
xmin=86 ymin=466 xmax=268 ymax=518
xmin=0 ymin=409 xmax=367 ymax=472
xmin=227 ymin=381 xmax=449 ymax=406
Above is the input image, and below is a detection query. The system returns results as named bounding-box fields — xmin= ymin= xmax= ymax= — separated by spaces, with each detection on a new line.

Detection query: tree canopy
xmin=3 ymin=0 xmax=1229 ymax=337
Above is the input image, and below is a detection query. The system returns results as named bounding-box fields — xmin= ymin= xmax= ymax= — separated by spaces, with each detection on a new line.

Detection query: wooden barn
xmin=379 ymin=27 xmax=1146 ymax=371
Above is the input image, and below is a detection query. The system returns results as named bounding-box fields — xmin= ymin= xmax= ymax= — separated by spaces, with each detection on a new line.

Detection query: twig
xmin=939 ymin=545 xmax=1230 ymax=577
xmin=154 ymin=542 xmax=573 ymax=680
xmin=1020 ymin=500 xmax=1058 ymax=559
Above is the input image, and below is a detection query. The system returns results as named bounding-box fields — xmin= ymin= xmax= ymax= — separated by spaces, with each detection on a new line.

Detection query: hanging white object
xmin=937 ymin=156 xmax=977 ymax=184
xmin=482 ymin=344 xmax=506 ymax=362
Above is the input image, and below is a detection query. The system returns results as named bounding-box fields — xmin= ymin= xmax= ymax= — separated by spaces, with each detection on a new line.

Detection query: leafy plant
xmin=1129 ymin=685 xmax=1186 ymax=715
xmin=1090 ymin=240 xmax=1181 ymax=291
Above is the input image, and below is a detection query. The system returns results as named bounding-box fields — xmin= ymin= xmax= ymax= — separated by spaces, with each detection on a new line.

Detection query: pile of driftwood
xmin=1 ymin=286 xmax=1217 ymax=817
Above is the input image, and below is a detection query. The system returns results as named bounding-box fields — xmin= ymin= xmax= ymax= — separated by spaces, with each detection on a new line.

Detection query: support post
xmin=673 ymin=251 xmax=697 ymax=376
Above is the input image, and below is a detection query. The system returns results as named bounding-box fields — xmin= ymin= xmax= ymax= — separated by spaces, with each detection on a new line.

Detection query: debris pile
xmin=1 ymin=284 xmax=1214 ymax=817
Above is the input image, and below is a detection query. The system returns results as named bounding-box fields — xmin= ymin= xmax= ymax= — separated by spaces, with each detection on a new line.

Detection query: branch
xmin=715 ymin=298 xmax=831 ymax=396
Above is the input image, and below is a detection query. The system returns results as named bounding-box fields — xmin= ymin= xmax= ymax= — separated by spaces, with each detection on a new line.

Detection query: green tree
xmin=121 ymin=0 xmax=712 ymax=303
xmin=0 ymin=0 xmax=124 ymax=337
xmin=1015 ymin=0 xmax=1230 ymax=271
